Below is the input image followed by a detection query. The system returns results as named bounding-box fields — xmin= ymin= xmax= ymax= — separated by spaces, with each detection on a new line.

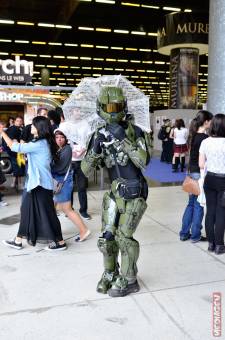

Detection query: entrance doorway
xmin=0 ymin=103 xmax=25 ymax=125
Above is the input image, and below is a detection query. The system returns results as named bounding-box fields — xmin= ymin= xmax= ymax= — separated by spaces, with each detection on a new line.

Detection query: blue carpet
xmin=144 ymin=157 xmax=186 ymax=183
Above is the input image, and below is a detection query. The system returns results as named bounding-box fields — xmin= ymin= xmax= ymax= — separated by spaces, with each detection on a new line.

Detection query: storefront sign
xmin=0 ymin=56 xmax=33 ymax=83
xmin=0 ymin=91 xmax=24 ymax=101
xmin=157 ymin=12 xmax=208 ymax=55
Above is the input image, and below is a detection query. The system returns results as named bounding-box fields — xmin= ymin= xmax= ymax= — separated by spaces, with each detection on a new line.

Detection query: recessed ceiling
xmin=0 ymin=0 xmax=209 ymax=109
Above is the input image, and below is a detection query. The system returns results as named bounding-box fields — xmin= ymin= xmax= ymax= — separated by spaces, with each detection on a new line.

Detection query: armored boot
xmin=108 ymin=275 xmax=140 ymax=297
xmin=97 ymin=238 xmax=119 ymax=294
xmin=108 ymin=235 xmax=140 ymax=297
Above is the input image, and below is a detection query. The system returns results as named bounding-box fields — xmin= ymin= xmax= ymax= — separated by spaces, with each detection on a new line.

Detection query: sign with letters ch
xmin=0 ymin=56 xmax=33 ymax=83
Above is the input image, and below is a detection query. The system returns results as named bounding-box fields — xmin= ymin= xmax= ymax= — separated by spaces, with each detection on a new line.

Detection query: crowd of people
xmin=159 ymin=110 xmax=225 ymax=255
xmin=0 ymin=107 xmax=91 ymax=251
xmin=1 ymin=105 xmax=225 ymax=297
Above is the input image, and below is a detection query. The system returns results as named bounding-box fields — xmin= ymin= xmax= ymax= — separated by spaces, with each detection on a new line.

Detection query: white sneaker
xmin=0 ymin=201 xmax=8 ymax=207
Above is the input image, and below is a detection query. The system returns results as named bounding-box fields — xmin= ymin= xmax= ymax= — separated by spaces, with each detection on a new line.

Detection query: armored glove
xmin=93 ymin=133 xmax=106 ymax=154
xmin=107 ymin=123 xmax=125 ymax=141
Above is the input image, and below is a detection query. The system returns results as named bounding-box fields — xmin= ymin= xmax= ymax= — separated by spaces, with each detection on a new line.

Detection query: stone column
xmin=208 ymin=0 xmax=225 ymax=113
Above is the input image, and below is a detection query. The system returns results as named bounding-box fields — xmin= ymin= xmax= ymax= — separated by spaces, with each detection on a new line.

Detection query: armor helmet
xmin=97 ymin=86 xmax=127 ymax=123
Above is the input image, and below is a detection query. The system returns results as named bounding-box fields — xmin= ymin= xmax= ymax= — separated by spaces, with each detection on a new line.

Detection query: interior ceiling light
xmin=163 ymin=7 xmax=181 ymax=12
xmin=96 ymin=28 xmax=111 ymax=32
xmin=32 ymin=41 xmax=46 ymax=45
xmin=104 ymin=68 xmax=113 ymax=70
xmin=53 ymin=55 xmax=65 ymax=59
xmin=0 ymin=19 xmax=14 ymax=24
xmin=35 ymin=64 xmax=45 ymax=67
xmin=96 ymin=45 xmax=109 ymax=49
xmin=200 ymin=65 xmax=208 ymax=67
xmin=81 ymin=44 xmax=94 ymax=48
xmin=121 ymin=2 xmax=140 ymax=7
xmin=67 ymin=56 xmax=79 ymax=59
xmin=142 ymin=61 xmax=153 ymax=64
xmin=147 ymin=33 xmax=157 ymax=36
xmin=130 ymin=60 xmax=141 ymax=63
xmin=17 ymin=21 xmax=34 ymax=26
xmin=56 ymin=25 xmax=72 ymax=29
xmin=139 ymin=49 xmax=151 ymax=52
xmin=131 ymin=31 xmax=146 ymax=35
xmin=94 ymin=58 xmax=104 ymax=61
xmin=47 ymin=65 xmax=57 ymax=68
xmin=64 ymin=43 xmax=78 ymax=47
xmin=15 ymin=40 xmax=29 ymax=44
xmin=115 ymin=68 xmax=124 ymax=71
xmin=117 ymin=59 xmax=128 ymax=62
xmin=40 ymin=54 xmax=51 ymax=58
xmin=106 ymin=58 xmax=116 ymax=61
xmin=125 ymin=47 xmax=137 ymax=51
xmin=0 ymin=39 xmax=12 ymax=42
xmin=11 ymin=53 xmax=23 ymax=56
xmin=49 ymin=42 xmax=62 ymax=46
xmin=114 ymin=29 xmax=129 ymax=34
xmin=80 ymin=57 xmax=92 ymax=60
xmin=155 ymin=61 xmax=165 ymax=64
xmin=126 ymin=69 xmax=134 ymax=71
xmin=38 ymin=23 xmax=55 ymax=27
xmin=25 ymin=54 xmax=37 ymax=57
xmin=137 ymin=69 xmax=145 ymax=72
xmin=141 ymin=5 xmax=160 ymax=9
xmin=184 ymin=9 xmax=192 ymax=12
xmin=111 ymin=46 xmax=123 ymax=50
xmin=95 ymin=0 xmax=115 ymax=3
xmin=59 ymin=66 xmax=69 ymax=68
xmin=78 ymin=26 xmax=94 ymax=31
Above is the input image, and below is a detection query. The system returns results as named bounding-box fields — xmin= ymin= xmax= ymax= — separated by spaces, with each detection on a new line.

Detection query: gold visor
xmin=102 ymin=102 xmax=124 ymax=113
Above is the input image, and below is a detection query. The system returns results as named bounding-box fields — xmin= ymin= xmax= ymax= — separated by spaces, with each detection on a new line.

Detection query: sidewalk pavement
xmin=0 ymin=186 xmax=224 ymax=340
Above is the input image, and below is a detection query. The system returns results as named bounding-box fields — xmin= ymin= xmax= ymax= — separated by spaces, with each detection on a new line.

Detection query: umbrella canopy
xmin=61 ymin=75 xmax=151 ymax=147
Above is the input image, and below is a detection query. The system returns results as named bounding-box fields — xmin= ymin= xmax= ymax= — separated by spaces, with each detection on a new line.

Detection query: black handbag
xmin=109 ymin=144 xmax=142 ymax=200
xmin=118 ymin=178 xmax=141 ymax=199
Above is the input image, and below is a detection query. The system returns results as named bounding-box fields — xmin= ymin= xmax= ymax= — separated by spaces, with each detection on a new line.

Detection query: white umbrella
xmin=61 ymin=75 xmax=151 ymax=147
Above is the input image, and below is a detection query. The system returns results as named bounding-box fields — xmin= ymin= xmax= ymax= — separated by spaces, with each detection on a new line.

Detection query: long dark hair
xmin=209 ymin=113 xmax=225 ymax=137
xmin=32 ymin=116 xmax=58 ymax=161
xmin=188 ymin=110 xmax=213 ymax=147
xmin=175 ymin=119 xmax=185 ymax=130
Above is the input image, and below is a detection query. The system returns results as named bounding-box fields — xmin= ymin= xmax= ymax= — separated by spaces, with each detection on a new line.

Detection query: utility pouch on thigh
xmin=220 ymin=191 xmax=225 ymax=207
xmin=118 ymin=178 xmax=142 ymax=200
xmin=111 ymin=178 xmax=141 ymax=200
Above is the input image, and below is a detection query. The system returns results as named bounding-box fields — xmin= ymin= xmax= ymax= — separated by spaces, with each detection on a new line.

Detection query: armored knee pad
xmin=97 ymin=238 xmax=119 ymax=272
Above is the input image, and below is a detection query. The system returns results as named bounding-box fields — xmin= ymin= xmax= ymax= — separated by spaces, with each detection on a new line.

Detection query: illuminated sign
xmin=0 ymin=56 xmax=33 ymax=83
xmin=0 ymin=92 xmax=24 ymax=101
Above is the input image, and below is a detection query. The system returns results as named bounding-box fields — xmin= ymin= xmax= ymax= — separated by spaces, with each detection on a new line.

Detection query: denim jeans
xmin=180 ymin=173 xmax=204 ymax=241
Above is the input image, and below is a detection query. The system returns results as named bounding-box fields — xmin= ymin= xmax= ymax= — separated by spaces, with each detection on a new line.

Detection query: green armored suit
xmin=81 ymin=86 xmax=150 ymax=297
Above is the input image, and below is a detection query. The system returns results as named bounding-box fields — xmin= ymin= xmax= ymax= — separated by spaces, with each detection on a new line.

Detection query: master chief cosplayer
xmin=81 ymin=86 xmax=150 ymax=297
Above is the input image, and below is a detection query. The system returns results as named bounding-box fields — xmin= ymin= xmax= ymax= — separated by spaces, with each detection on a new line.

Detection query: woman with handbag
xmin=199 ymin=114 xmax=225 ymax=255
xmin=0 ymin=117 xmax=67 ymax=251
xmin=179 ymin=110 xmax=213 ymax=242
xmin=52 ymin=130 xmax=91 ymax=242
